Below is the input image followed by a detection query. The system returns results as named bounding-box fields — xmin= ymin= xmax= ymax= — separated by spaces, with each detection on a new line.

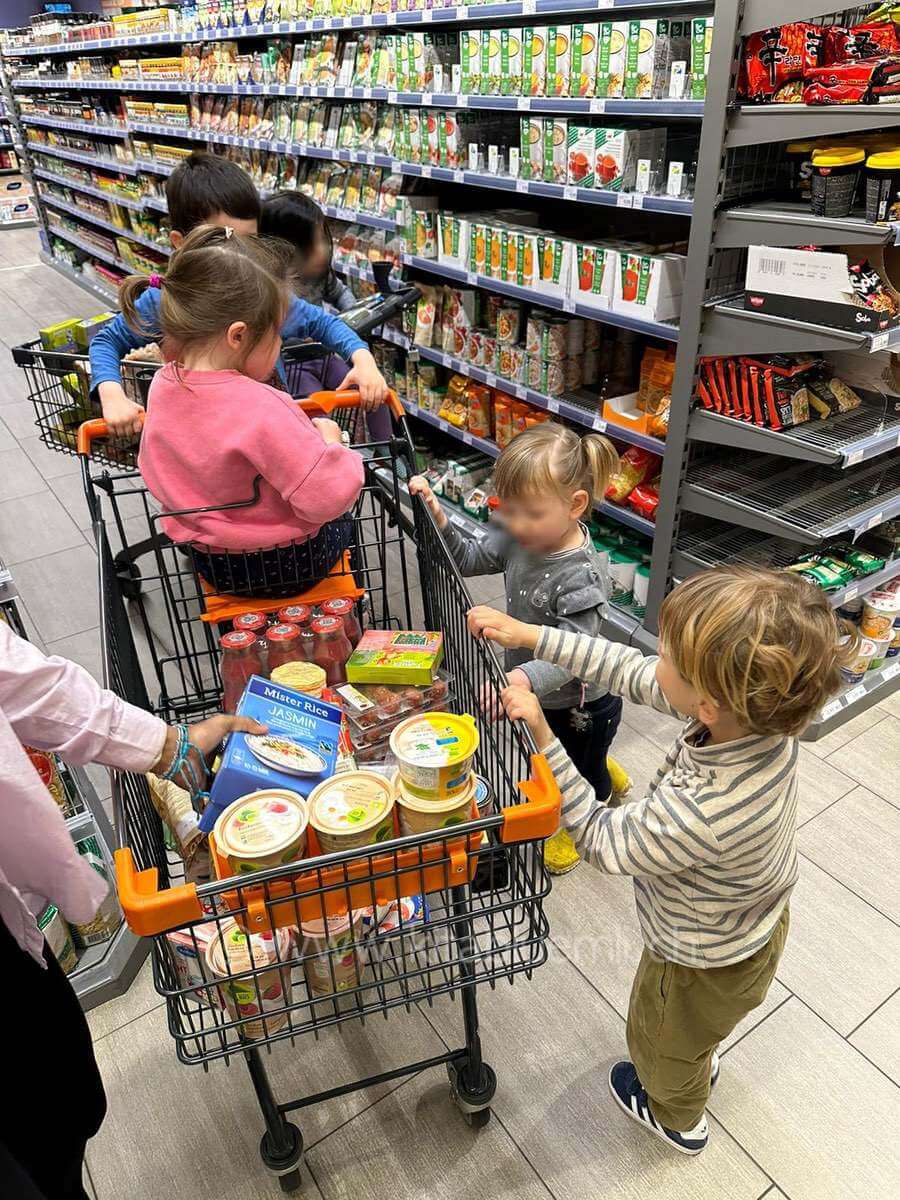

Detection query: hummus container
xmin=860 ymin=591 xmax=900 ymax=640
xmin=214 ymin=789 xmax=308 ymax=876
xmin=396 ymin=775 xmax=477 ymax=835
xmin=839 ymin=635 xmax=877 ymax=684
xmin=389 ymin=711 xmax=480 ymax=799
xmin=307 ymin=771 xmax=396 ymax=852
xmin=299 ymin=912 xmax=362 ymax=998
xmin=204 ymin=919 xmax=293 ymax=1041
xmin=868 ymin=634 xmax=891 ymax=671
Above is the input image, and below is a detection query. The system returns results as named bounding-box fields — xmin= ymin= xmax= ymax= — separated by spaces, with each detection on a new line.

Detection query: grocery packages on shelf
xmin=823 ymin=573 xmax=900 ymax=681
xmin=698 ymin=354 xmax=864 ymax=431
xmin=739 ymin=11 xmax=900 ymax=105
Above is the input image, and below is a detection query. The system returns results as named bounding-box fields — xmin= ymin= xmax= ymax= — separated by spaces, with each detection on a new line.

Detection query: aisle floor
xmin=2 ymin=232 xmax=899 ymax=1200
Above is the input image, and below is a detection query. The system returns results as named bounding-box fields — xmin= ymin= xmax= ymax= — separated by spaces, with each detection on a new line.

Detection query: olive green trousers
xmin=625 ymin=906 xmax=790 ymax=1131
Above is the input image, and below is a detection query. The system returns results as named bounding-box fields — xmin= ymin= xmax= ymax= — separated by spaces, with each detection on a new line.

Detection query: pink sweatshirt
xmin=0 ymin=622 xmax=167 ymax=964
xmin=138 ymin=365 xmax=365 ymax=551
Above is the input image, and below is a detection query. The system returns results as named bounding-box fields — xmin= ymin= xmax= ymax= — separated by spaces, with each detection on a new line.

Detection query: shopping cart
xmin=82 ymin=390 xmax=559 ymax=1193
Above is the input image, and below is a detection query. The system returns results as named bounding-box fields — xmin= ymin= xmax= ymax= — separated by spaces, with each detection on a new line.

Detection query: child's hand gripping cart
xmin=86 ymin=393 xmax=560 ymax=1191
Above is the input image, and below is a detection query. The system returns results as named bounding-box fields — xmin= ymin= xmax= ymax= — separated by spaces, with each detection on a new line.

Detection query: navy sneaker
xmin=608 ymin=1061 xmax=709 ymax=1155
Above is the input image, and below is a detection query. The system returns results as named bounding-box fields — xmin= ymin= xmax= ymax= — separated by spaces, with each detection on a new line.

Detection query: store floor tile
xmin=794 ymin=747 xmax=857 ymax=826
xmin=11 ymin=543 xmax=100 ymax=641
xmin=824 ymin=715 xmax=900 ymax=809
xmin=710 ymin=999 xmax=900 ymax=1200
xmin=848 ymin=989 xmax=900 ymax=1084
xmin=0 ymin=488 xmax=88 ymax=564
xmin=0 ymin=445 xmax=47 ymax=502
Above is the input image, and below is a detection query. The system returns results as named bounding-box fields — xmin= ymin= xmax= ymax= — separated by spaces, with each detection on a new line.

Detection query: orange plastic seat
xmin=198 ymin=550 xmax=363 ymax=624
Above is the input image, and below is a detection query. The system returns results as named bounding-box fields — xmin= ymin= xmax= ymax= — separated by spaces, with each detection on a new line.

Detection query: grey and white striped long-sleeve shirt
xmin=536 ymin=627 xmax=797 ymax=968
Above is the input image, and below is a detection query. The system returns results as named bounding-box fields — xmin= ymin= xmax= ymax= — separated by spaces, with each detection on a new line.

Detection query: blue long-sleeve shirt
xmin=89 ymin=286 xmax=366 ymax=390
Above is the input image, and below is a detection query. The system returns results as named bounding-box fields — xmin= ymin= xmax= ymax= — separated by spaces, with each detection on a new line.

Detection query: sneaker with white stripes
xmin=608 ymin=1061 xmax=709 ymax=1155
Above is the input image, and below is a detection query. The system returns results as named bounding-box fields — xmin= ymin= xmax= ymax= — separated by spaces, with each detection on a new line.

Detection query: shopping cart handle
xmin=301 ymin=388 xmax=404 ymax=422
xmin=501 ymin=754 xmax=562 ymax=844
xmin=77 ymin=413 xmax=145 ymax=455
xmin=114 ymin=847 xmax=203 ymax=937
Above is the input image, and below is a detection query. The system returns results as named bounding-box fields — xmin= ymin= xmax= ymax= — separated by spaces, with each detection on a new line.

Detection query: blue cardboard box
xmin=201 ymin=675 xmax=342 ymax=833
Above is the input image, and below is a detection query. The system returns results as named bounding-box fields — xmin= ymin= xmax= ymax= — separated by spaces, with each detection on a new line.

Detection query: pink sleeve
xmin=249 ymin=390 xmax=365 ymax=526
xmin=0 ymin=622 xmax=167 ymax=772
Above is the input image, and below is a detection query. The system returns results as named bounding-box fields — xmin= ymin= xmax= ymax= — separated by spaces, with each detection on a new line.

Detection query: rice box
xmin=596 ymin=21 xmax=628 ymax=98
xmin=501 ymin=27 xmax=522 ymax=95
xmin=461 ymin=28 xmax=481 ymax=93
xmin=203 ymin=675 xmax=342 ymax=833
xmin=570 ymin=23 xmax=599 ymax=98
xmin=572 ymin=243 xmax=614 ymax=309
xmin=567 ymin=125 xmax=598 ymax=188
xmin=536 ymin=234 xmax=573 ymax=298
xmin=345 ymin=630 xmax=444 ymax=685
xmin=545 ymin=26 xmax=571 ymax=98
xmin=543 ymin=117 xmax=568 ymax=184
xmin=520 ymin=116 xmax=543 ymax=181
xmin=690 ymin=17 xmax=713 ymax=99
xmin=523 ymin=26 xmax=546 ymax=97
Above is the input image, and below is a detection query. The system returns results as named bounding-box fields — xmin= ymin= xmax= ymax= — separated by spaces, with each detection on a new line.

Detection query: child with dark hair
xmin=90 ymin=154 xmax=387 ymax=436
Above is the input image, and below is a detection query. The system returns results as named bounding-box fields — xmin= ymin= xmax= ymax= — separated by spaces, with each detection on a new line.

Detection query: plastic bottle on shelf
xmin=320 ymin=596 xmax=363 ymax=648
xmin=311 ymin=615 xmax=352 ymax=686
xmin=220 ymin=630 xmax=264 ymax=714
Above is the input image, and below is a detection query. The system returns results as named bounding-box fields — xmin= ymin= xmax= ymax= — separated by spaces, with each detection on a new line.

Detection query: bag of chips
xmin=740 ymin=23 xmax=823 ymax=101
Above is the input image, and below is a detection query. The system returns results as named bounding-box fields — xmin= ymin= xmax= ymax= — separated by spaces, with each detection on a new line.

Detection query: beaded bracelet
xmin=160 ymin=723 xmax=208 ymax=803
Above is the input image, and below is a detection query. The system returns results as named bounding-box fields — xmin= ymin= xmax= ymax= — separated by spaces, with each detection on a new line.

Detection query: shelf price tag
xmin=388 ymin=91 xmax=398 ymax=104
xmin=462 ymin=430 xmax=472 ymax=443
xmin=617 ymin=193 xmax=633 ymax=208
xmin=865 ymin=511 xmax=885 ymax=531
xmin=590 ymin=98 xmax=606 ymax=113
xmin=485 ymin=372 xmax=497 ymax=387
xmin=466 ymin=271 xmax=478 ymax=285
xmin=421 ymin=164 xmax=432 ymax=177
xmin=884 ymin=660 xmax=900 ymax=681
xmin=843 ymin=585 xmax=859 ymax=602
xmin=563 ymin=185 xmax=577 ymax=201
xmin=517 ymin=96 xmax=531 ymax=110
xmin=819 ymin=698 xmax=843 ymax=721
xmin=870 ymin=332 xmax=890 ymax=352
xmin=453 ymin=169 xmax=465 ymax=183
xmin=422 ymin=8 xmax=433 ymax=19
xmin=439 ymin=418 xmax=449 ymax=432
xmin=547 ymin=398 xmax=560 ymax=413
xmin=522 ymin=0 xmax=537 ymax=12
xmin=845 ymin=684 xmax=868 ymax=705
xmin=592 ymin=415 xmax=606 ymax=431
xmin=562 ymin=298 xmax=576 ymax=313
xmin=846 ymin=448 xmax=865 ymax=466
xmin=514 ymin=384 xmax=527 ymax=399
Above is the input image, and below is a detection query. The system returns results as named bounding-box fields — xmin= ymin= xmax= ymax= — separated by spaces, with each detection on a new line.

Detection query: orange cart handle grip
xmin=77 ymin=412 xmax=145 ymax=455
xmin=114 ymin=846 xmax=203 ymax=937
xmin=500 ymin=754 xmax=562 ymax=844
xmin=301 ymin=388 xmax=404 ymax=422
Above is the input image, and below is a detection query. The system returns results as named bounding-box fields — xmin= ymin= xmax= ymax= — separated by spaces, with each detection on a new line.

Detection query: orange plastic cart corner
xmin=114 ymin=846 xmax=204 ymax=937
xmin=500 ymin=754 xmax=562 ymax=843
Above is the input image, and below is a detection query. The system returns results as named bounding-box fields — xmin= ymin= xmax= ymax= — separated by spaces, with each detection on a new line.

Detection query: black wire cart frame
xmin=84 ymin=395 xmax=560 ymax=1193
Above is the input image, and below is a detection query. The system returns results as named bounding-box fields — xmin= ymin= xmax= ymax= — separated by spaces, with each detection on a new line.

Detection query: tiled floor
xmin=3 ymin=230 xmax=900 ymax=1200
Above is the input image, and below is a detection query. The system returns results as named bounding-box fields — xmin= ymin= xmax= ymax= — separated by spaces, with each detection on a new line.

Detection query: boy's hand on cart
xmin=152 ymin=715 xmax=267 ymax=796
xmin=99 ymin=382 xmax=144 ymax=438
xmin=478 ymin=680 xmax=503 ymax=722
xmin=468 ymin=607 xmax=538 ymax=652
xmin=501 ymin=686 xmax=554 ymax=752
xmin=312 ymin=417 xmax=343 ymax=445
xmin=344 ymin=349 xmax=388 ymax=410
xmin=409 ymin=476 xmax=448 ymax=529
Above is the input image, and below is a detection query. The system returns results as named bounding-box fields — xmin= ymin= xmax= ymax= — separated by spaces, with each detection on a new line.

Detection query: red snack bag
xmin=740 ymin=24 xmax=823 ymax=101
xmin=823 ymin=23 xmax=898 ymax=65
xmin=627 ymin=484 xmax=660 ymax=521
xmin=802 ymin=57 xmax=884 ymax=104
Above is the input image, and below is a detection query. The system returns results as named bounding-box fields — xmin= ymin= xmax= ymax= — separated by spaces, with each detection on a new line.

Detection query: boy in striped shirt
xmin=468 ymin=567 xmax=853 ymax=1156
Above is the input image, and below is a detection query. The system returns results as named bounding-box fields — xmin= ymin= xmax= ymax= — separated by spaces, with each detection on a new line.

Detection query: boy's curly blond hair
xmin=659 ymin=566 xmax=858 ymax=736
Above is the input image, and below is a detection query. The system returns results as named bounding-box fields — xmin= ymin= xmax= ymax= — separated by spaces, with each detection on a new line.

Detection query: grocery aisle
xmin=0 ymin=228 xmax=898 ymax=1200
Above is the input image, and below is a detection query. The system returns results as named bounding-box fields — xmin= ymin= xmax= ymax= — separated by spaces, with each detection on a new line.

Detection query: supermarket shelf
xmin=727 ymin=104 xmax=900 ymax=150
xmin=716 ymin=202 xmax=900 ymax=250
xmin=682 ymin=452 xmax=900 ymax=543
xmin=806 ymin=658 xmax=900 ymax=742
xmin=409 ymin=340 xmax=667 ymax=454
xmin=46 ymin=223 xmax=131 ymax=274
xmin=673 ymin=524 xmax=900 ymax=609
xmin=400 ymin=396 xmax=656 ymax=535
xmin=322 ymin=203 xmax=397 ymax=231
xmin=40 ymin=193 xmax=170 ymax=256
xmin=689 ymin=400 xmax=900 ymax=468
xmin=0 ymin=140 xmax=14 ymax=148
xmin=39 ymin=249 xmax=119 ymax=304
xmin=703 ymin=297 xmax=900 ymax=357
xmin=142 ymin=194 xmax=169 ymax=213
xmin=0 ymin=217 xmax=37 ymax=229
xmin=7 ymin=1 xmax=713 ymax=55
xmin=402 ymin=254 xmax=681 ymax=342
xmin=33 ymin=166 xmax=146 ymax=210
xmin=27 ymin=140 xmax=140 ymax=174
xmin=134 ymin=157 xmax=174 ymax=177
xmin=20 ymin=113 xmax=127 ymax=138
xmin=0 ymin=166 xmax=19 ymax=175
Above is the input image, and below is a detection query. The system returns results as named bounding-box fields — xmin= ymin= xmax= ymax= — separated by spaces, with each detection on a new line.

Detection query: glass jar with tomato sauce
xmin=220 ymin=630 xmax=264 ymax=714
xmin=311 ymin=615 xmax=352 ymax=686
xmin=320 ymin=597 xmax=362 ymax=647
xmin=266 ymin=623 xmax=305 ymax=675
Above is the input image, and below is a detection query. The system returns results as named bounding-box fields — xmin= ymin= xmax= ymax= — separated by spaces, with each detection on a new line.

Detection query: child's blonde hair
xmin=119 ymin=224 xmax=292 ymax=369
xmin=494 ymin=422 xmax=618 ymax=505
xmin=659 ymin=566 xmax=858 ymax=736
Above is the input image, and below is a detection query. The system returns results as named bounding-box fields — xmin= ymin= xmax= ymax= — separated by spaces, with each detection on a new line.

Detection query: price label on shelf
xmin=514 ymin=384 xmax=527 ymax=399
xmin=516 ymin=178 xmax=530 ymax=193
xmin=547 ymin=398 xmax=560 ymax=413
xmin=462 ymin=430 xmax=472 ymax=443
xmin=866 ymin=511 xmax=885 ymax=531
xmin=843 ymin=585 xmax=859 ymax=602
xmin=632 ymin=194 xmax=644 ymax=210
xmin=421 ymin=92 xmax=433 ymax=104
xmin=563 ymin=185 xmax=577 ymax=201
xmin=421 ymin=164 xmax=432 ymax=177
xmin=453 ymin=169 xmax=465 ymax=183
xmin=388 ymin=91 xmax=398 ymax=104
xmin=466 ymin=271 xmax=478 ymax=285
xmin=562 ymin=298 xmax=576 ymax=313
xmin=884 ymin=660 xmax=900 ymax=681
xmin=590 ymin=98 xmax=607 ymax=113
xmin=846 ymin=449 xmax=864 ymax=466
xmin=845 ymin=684 xmax=868 ymax=705
xmin=592 ymin=415 xmax=607 ymax=431
xmin=522 ymin=0 xmax=537 ymax=13
xmin=870 ymin=332 xmax=890 ymax=352
xmin=422 ymin=7 xmax=433 ymax=19
xmin=617 ymin=193 xmax=633 ymax=208
xmin=517 ymin=96 xmax=531 ymax=110
xmin=820 ymin=698 xmax=843 ymax=721
xmin=439 ymin=418 xmax=449 ymax=432
xmin=485 ymin=372 xmax=497 ymax=387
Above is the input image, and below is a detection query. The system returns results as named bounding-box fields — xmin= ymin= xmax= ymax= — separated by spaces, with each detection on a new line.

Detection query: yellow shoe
xmin=607 ymin=755 xmax=633 ymax=799
xmin=544 ymin=828 xmax=581 ymax=875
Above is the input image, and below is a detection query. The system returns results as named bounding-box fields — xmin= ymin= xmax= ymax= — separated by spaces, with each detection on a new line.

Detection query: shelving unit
xmin=3 ymin=0 xmax=898 ymax=732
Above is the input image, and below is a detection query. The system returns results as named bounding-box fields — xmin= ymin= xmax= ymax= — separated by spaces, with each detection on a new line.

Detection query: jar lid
xmin=321 ymin=597 xmax=353 ymax=617
xmin=812 ymin=146 xmax=865 ymax=167
xmin=232 ymin=612 xmax=267 ymax=632
xmin=311 ymin=615 xmax=343 ymax=634
xmin=308 ymin=771 xmax=395 ymax=837
xmin=220 ymin=630 xmax=258 ymax=650
xmin=277 ymin=604 xmax=311 ymax=625
xmin=867 ymin=150 xmax=900 ymax=169
xmin=267 ymin=623 xmax=300 ymax=642
xmin=215 ymin=789 xmax=308 ymax=861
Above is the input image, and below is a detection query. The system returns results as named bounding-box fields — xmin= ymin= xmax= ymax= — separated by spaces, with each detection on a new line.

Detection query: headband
xmin=148 ymin=273 xmax=163 ymax=288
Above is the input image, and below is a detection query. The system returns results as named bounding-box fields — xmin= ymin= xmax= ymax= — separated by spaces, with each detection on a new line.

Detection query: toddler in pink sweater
xmin=125 ymin=225 xmax=368 ymax=596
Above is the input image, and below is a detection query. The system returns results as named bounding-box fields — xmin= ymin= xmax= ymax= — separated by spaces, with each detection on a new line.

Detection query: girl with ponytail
xmin=409 ymin=421 xmax=628 ymax=874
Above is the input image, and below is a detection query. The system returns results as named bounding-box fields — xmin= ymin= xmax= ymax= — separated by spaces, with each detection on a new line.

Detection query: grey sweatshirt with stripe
xmin=536 ymin=626 xmax=797 ymax=968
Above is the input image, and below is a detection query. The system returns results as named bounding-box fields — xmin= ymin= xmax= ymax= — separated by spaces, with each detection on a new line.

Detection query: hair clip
xmin=224 ymin=226 xmax=234 ymax=240
xmin=148 ymin=273 xmax=163 ymax=288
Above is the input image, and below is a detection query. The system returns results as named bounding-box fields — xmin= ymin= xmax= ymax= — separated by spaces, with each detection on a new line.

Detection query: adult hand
xmin=409 ymin=475 xmax=448 ymax=529
xmin=501 ymin=686 xmax=554 ymax=751
xmin=98 ymin=382 xmax=144 ymax=438
xmin=344 ymin=349 xmax=388 ymax=410
xmin=312 ymin=416 xmax=344 ymax=445
xmin=467 ymin=607 xmax=538 ymax=652
xmin=152 ymin=715 xmax=266 ymax=796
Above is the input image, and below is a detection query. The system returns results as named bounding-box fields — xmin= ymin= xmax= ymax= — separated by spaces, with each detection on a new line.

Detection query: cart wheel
xmin=447 ymin=1060 xmax=497 ymax=1128
xmin=464 ymin=1107 xmax=492 ymax=1129
xmin=260 ymin=1123 xmax=303 ymax=1192
xmin=116 ymin=561 xmax=142 ymax=600
xmin=279 ymin=1169 xmax=302 ymax=1193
